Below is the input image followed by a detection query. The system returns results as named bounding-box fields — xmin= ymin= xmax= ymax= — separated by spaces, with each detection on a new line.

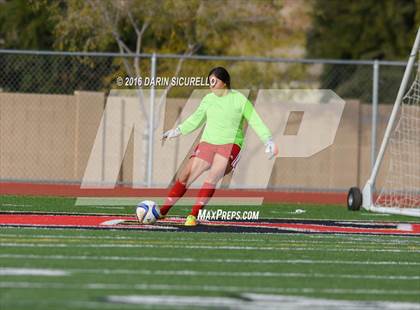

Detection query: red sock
xmin=160 ymin=180 xmax=187 ymax=215
xmin=190 ymin=182 xmax=216 ymax=217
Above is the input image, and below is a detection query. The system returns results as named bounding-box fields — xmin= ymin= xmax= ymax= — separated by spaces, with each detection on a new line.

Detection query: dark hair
xmin=208 ymin=67 xmax=231 ymax=89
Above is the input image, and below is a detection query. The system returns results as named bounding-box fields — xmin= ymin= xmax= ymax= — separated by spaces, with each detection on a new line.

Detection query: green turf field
xmin=0 ymin=195 xmax=419 ymax=309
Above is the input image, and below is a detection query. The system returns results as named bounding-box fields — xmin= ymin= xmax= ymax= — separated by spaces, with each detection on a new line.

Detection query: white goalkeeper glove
xmin=162 ymin=127 xmax=181 ymax=140
xmin=265 ymin=138 xmax=278 ymax=159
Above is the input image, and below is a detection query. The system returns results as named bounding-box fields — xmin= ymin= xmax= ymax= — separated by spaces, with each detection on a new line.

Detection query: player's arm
xmin=243 ymin=99 xmax=278 ymax=159
xmin=178 ymin=99 xmax=207 ymax=135
xmin=163 ymin=98 xmax=207 ymax=139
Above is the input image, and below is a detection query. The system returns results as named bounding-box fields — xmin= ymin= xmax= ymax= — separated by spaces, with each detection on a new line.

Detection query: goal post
xmin=348 ymin=26 xmax=420 ymax=217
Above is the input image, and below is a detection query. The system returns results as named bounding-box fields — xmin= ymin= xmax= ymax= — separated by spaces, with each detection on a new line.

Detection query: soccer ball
xmin=136 ymin=200 xmax=160 ymax=225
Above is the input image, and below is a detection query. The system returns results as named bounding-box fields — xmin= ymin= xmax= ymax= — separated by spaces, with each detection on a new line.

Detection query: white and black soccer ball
xmin=135 ymin=200 xmax=160 ymax=224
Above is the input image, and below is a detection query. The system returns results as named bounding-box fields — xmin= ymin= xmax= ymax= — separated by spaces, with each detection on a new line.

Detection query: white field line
xmin=361 ymin=213 xmax=391 ymax=216
xmin=106 ymin=295 xmax=240 ymax=308
xmin=0 ymin=268 xmax=68 ymax=276
xmin=1 ymin=254 xmax=419 ymax=266
xmin=0 ymin=281 xmax=419 ymax=296
xmin=1 ymin=265 xmax=417 ymax=280
xmin=90 ymin=207 xmax=126 ymax=210
xmin=307 ymin=235 xmax=420 ymax=243
xmin=1 ymin=203 xmax=32 ymax=207
xmin=1 ymin=242 xmax=419 ymax=253
xmin=0 ymin=300 xmax=139 ymax=310
xmin=0 ymin=224 xmax=411 ymax=238
xmin=1 ymin=226 xmax=417 ymax=242
xmin=4 ymin=295 xmax=419 ymax=310
xmin=75 ymin=196 xmax=263 ymax=206
xmin=106 ymin=294 xmax=420 ymax=310
xmin=243 ymin=293 xmax=419 ymax=309
xmin=19 ymin=267 xmax=418 ymax=280
xmin=1 ymin=233 xmax=418 ymax=246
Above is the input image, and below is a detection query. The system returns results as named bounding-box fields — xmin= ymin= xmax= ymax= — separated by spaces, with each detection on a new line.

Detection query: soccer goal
xmin=348 ymin=27 xmax=420 ymax=217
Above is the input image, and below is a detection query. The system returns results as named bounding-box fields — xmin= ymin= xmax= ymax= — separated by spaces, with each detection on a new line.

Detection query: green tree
xmin=0 ymin=0 xmax=312 ymax=95
xmin=0 ymin=0 xmax=54 ymax=49
xmin=307 ymin=0 xmax=420 ymax=103
xmin=51 ymin=0 xmax=286 ymax=89
xmin=0 ymin=0 xmax=114 ymax=93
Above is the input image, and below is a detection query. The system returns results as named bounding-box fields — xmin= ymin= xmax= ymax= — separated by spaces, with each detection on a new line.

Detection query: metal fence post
xmin=147 ymin=53 xmax=157 ymax=187
xmin=371 ymin=60 xmax=379 ymax=179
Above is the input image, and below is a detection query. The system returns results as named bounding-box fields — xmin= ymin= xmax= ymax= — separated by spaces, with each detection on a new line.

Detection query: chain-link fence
xmin=0 ymin=50 xmax=406 ymax=102
xmin=0 ymin=49 xmax=407 ymax=191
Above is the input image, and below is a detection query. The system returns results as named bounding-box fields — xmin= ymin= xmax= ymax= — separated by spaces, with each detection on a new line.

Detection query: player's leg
xmin=160 ymin=152 xmax=212 ymax=216
xmin=181 ymin=157 xmax=212 ymax=187
xmin=188 ymin=153 xmax=229 ymax=219
xmin=185 ymin=144 xmax=241 ymax=226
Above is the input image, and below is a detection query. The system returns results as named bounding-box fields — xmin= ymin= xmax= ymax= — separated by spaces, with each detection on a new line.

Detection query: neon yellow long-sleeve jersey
xmin=179 ymin=90 xmax=272 ymax=147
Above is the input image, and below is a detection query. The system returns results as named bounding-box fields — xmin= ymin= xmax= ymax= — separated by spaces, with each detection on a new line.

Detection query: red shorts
xmin=190 ymin=142 xmax=241 ymax=173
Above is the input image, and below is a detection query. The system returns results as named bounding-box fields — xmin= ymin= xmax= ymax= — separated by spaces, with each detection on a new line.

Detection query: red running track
xmin=0 ymin=182 xmax=346 ymax=205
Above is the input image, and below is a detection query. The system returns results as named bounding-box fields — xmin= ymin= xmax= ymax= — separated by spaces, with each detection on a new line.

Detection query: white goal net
xmin=375 ymin=56 xmax=420 ymax=216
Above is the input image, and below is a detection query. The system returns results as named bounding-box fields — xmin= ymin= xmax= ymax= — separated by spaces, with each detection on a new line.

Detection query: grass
xmin=0 ymin=195 xmax=419 ymax=309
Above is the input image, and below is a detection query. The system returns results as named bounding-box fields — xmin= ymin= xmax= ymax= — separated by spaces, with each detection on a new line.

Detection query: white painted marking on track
xmin=397 ymin=224 xmax=413 ymax=231
xmin=106 ymin=294 xmax=420 ymax=309
xmin=1 ymin=242 xmax=418 ymax=253
xmin=1 ymin=254 xmax=419 ymax=266
xmin=337 ymin=221 xmax=396 ymax=226
xmin=0 ymin=268 xmax=68 ymax=276
xmin=100 ymin=219 xmax=125 ymax=226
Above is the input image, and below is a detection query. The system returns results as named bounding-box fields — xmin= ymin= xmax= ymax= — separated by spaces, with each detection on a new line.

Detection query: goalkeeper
xmin=162 ymin=67 xmax=278 ymax=226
